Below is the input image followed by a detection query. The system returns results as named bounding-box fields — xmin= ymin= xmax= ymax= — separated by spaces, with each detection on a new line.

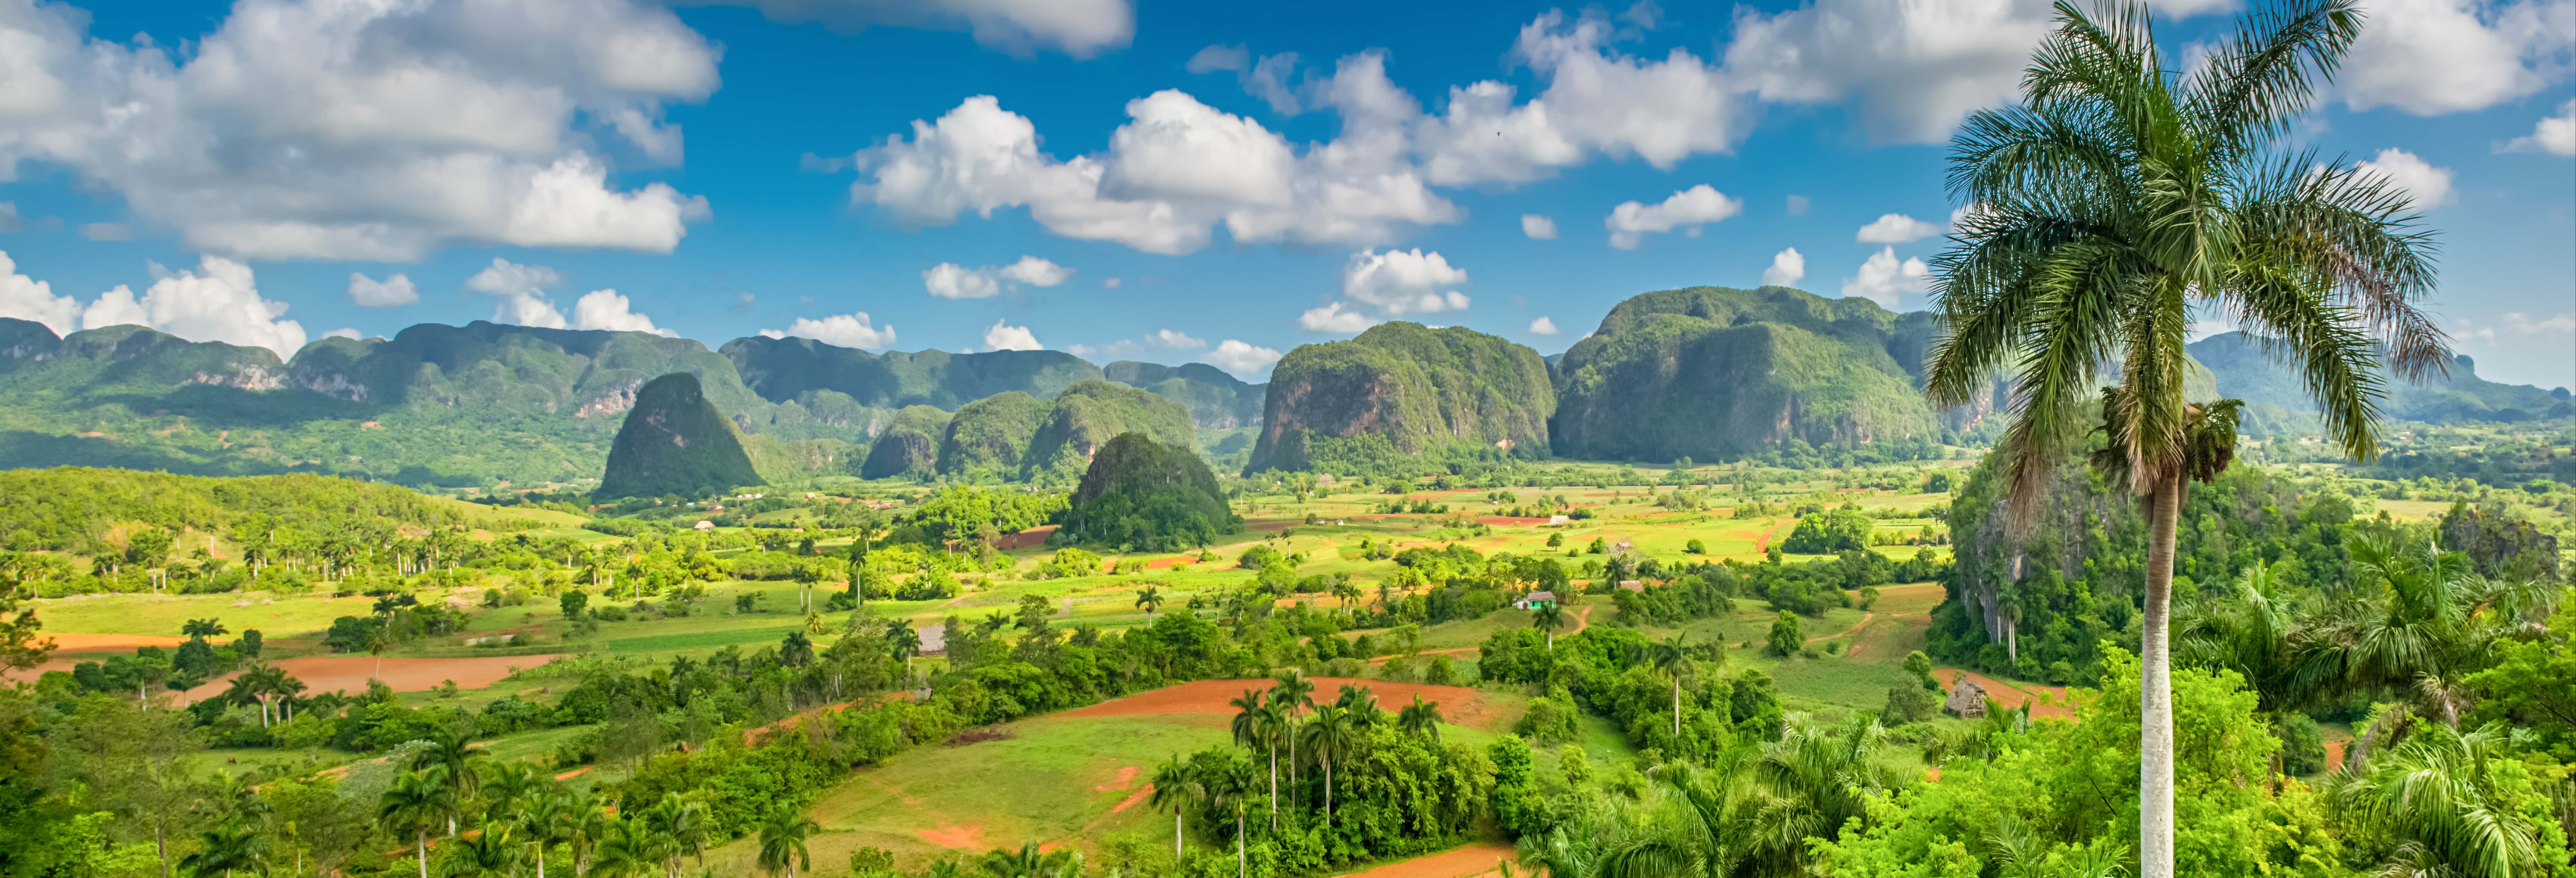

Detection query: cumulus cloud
xmin=2340 ymin=0 xmax=2572 ymax=116
xmin=0 ymin=0 xmax=718 ymax=261
xmin=346 ymin=273 xmax=419 ymax=308
xmin=700 ymin=0 xmax=1134 ymax=58
xmin=844 ymin=87 xmax=1455 ymax=255
xmin=1762 ymin=247 xmax=1806 ymax=286
xmin=1606 ymin=185 xmax=1742 ymax=249
xmin=1854 ymin=213 xmax=1943 ymax=243
xmin=2502 ymin=99 xmax=2576 ymax=156
xmin=1841 ymin=246 xmax=1931 ymax=307
xmin=761 ymin=313 xmax=896 ymax=349
xmin=572 ymin=289 xmax=676 ymax=336
xmin=1725 ymin=0 xmax=2057 ymax=144
xmin=2354 ymin=148 xmax=2458 ymax=209
xmin=1147 ymin=329 xmax=1206 ymax=349
xmin=1521 ymin=215 xmax=1560 ymax=239
xmin=1200 ymin=339 xmax=1282 ymax=378
xmin=464 ymin=258 xmax=568 ymax=328
xmin=922 ymin=255 xmax=1073 ymax=298
xmin=1186 ymin=43 xmax=1301 ymax=114
xmin=982 ymin=320 xmax=1041 ymax=351
xmin=1341 ymin=248 xmax=1471 ymax=316
xmin=1414 ymin=12 xmax=1748 ymax=186
xmin=1298 ymin=301 xmax=1378 ymax=334
xmin=0 ymin=250 xmax=80 ymax=334
xmin=1529 ymin=316 xmax=1561 ymax=335
xmin=1067 ymin=339 xmax=1144 ymax=358
xmin=73 ymin=256 xmax=309 ymax=359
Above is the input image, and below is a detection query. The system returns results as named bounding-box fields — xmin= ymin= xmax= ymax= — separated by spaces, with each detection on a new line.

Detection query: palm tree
xmin=380 ymin=768 xmax=454 ymax=878
xmin=1335 ymin=683 xmax=1383 ymax=727
xmin=1397 ymin=695 xmax=1444 ymax=742
xmin=974 ymin=842 xmax=1074 ymax=878
xmin=640 ymin=794 xmax=712 ymax=878
xmin=1199 ymin=757 xmax=1257 ymax=878
xmin=1750 ymin=715 xmax=1898 ymax=873
xmin=441 ymin=822 xmax=522 ymax=878
xmin=1270 ymin=670 xmax=1315 ymax=796
xmin=480 ymin=762 xmax=543 ymax=823
xmin=1300 ymin=703 xmax=1359 ymax=822
xmin=1135 ymin=586 xmax=1165 ymax=615
xmin=2308 ymin=534 xmax=2556 ymax=730
xmin=408 ymin=729 xmax=484 ymax=835
xmin=1225 ymin=689 xmax=1278 ymax=827
xmin=1645 ymin=634 xmax=1690 ymax=737
xmin=521 ymin=792 xmax=578 ymax=878
xmin=179 ymin=821 xmax=266 ymax=878
xmin=589 ymin=818 xmax=660 ymax=878
xmin=2329 ymin=722 xmax=2547 ymax=878
xmin=754 ymin=806 xmax=822 ymax=878
xmin=367 ymin=628 xmax=392 ymax=681
xmin=1147 ymin=755 xmax=1202 ymax=859
xmin=1530 ymin=603 xmax=1567 ymax=648
xmin=1924 ymin=2 xmax=2447 ymax=873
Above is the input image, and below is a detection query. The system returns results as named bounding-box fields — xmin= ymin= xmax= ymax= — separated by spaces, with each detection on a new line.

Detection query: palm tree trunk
xmin=1323 ymin=758 xmax=1333 ymax=822
xmin=418 ymin=832 xmax=429 ymax=878
xmin=2140 ymin=474 xmax=2181 ymax=878
xmin=1671 ymin=675 xmax=1680 ymax=737
xmin=1235 ymin=813 xmax=1245 ymax=878
xmin=1174 ymin=811 xmax=1183 ymax=858
xmin=1268 ymin=744 xmax=1278 ymax=831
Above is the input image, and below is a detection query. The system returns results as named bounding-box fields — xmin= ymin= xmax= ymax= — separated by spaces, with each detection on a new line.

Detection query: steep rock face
xmin=721 ymin=335 xmax=1103 ymax=410
xmin=1021 ymin=380 xmax=1198 ymax=479
xmin=1248 ymin=322 xmax=1554 ymax=472
xmin=936 ymin=391 xmax=1047 ymax=478
xmin=595 ymin=373 xmax=762 ymax=500
xmin=858 ymin=405 xmax=951 ymax=479
xmin=2191 ymin=331 xmax=2573 ymax=427
xmin=1550 ymin=286 xmax=1940 ymax=460
xmin=1103 ymin=361 xmax=1265 ymax=428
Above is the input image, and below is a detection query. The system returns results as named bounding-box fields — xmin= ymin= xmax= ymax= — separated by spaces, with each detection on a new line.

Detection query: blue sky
xmin=1 ymin=0 xmax=2570 ymax=388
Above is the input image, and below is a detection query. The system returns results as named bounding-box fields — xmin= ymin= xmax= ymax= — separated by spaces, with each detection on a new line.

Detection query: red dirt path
xmin=1331 ymin=843 xmax=1517 ymax=878
xmin=1061 ymin=677 xmax=1502 ymax=731
xmin=1932 ymin=668 xmax=2074 ymax=721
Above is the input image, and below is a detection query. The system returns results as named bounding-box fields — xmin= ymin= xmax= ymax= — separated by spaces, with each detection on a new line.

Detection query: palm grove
xmin=1 ymin=3 xmax=2572 ymax=878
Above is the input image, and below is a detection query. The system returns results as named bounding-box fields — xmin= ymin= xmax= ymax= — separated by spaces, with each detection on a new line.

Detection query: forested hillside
xmin=1550 ymin=286 xmax=1950 ymax=463
xmin=594 ymin=374 xmax=766 ymax=500
xmin=2193 ymin=331 xmax=2574 ymax=431
xmin=1248 ymin=322 xmax=1554 ymax=474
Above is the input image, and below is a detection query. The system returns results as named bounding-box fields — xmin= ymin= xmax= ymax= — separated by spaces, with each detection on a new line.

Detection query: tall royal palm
xmin=1926 ymin=1 xmax=2445 ymax=873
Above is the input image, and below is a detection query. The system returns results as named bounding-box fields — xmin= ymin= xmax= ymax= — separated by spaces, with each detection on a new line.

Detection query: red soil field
xmin=179 ymin=654 xmax=563 ymax=702
xmin=1060 ymin=677 xmax=1502 ymax=731
xmin=1933 ymin=668 xmax=2075 ymax=721
xmin=1335 ymin=842 xmax=1518 ymax=878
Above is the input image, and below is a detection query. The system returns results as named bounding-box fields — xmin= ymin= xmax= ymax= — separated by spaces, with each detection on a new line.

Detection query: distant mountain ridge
xmin=2188 ymin=331 xmax=2573 ymax=428
xmin=1248 ymin=322 xmax=1555 ymax=473
xmin=0 ymin=318 xmax=1264 ymax=489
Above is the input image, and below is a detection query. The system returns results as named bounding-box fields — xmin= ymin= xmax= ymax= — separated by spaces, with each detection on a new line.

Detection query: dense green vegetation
xmin=2195 ymin=333 xmax=2574 ymax=430
xmin=595 ymin=374 xmax=765 ymax=501
xmin=1551 ymin=286 xmax=1952 ymax=462
xmin=1249 ymin=323 xmax=1555 ymax=474
xmin=857 ymin=406 xmax=950 ymax=480
xmin=1058 ymin=433 xmax=1241 ymax=551
xmin=1103 ymin=361 xmax=1264 ymax=430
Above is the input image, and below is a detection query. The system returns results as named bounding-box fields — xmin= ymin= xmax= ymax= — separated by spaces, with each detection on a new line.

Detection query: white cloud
xmin=847 ymin=88 xmax=1455 ymax=255
xmin=572 ymin=289 xmax=676 ymax=336
xmin=1840 ymin=246 xmax=1931 ymax=307
xmin=1200 ymin=339 xmax=1282 ymax=378
xmin=1528 ymin=316 xmax=1561 ymax=335
xmin=346 ymin=273 xmax=418 ymax=308
xmin=997 ymin=255 xmax=1073 ymax=286
xmin=762 ymin=312 xmax=896 ymax=349
xmin=2145 ymin=0 xmax=2239 ymax=16
xmin=0 ymin=203 xmax=21 ymax=233
xmin=0 ymin=0 xmax=718 ymax=261
xmin=465 ymin=258 xmax=569 ymax=328
xmin=1762 ymin=247 xmax=1806 ymax=286
xmin=1414 ymin=12 xmax=1748 ymax=186
xmin=1606 ymin=185 xmax=1742 ymax=249
xmin=1724 ymin=0 xmax=2056 ymax=144
xmin=2340 ymin=0 xmax=2571 ymax=116
xmin=1298 ymin=301 xmax=1378 ymax=333
xmin=0 ymin=250 xmax=79 ymax=335
xmin=2354 ymin=148 xmax=2457 ymax=209
xmin=323 ymin=327 xmax=362 ymax=340
xmin=1785 ymin=194 xmax=1810 ymax=216
xmin=1102 ymin=276 xmax=1124 ymax=289
xmin=1147 ymin=329 xmax=1207 ymax=349
xmin=1521 ymin=215 xmax=1560 ymax=239
xmin=703 ymin=0 xmax=1134 ymax=58
xmin=1187 ymin=44 xmax=1249 ymax=73
xmin=1341 ymin=248 xmax=1471 ymax=316
xmin=1068 ymin=339 xmax=1144 ymax=358
xmin=82 ymin=224 xmax=132 ymax=242
xmin=1187 ymin=44 xmax=1301 ymax=114
xmin=2503 ymin=311 xmax=2576 ymax=334
xmin=923 ymin=255 xmax=1073 ymax=298
xmin=1854 ymin=213 xmax=1943 ymax=243
xmin=982 ymin=319 xmax=1041 ymax=351
xmin=2502 ymin=99 xmax=2576 ymax=156
xmin=76 ymin=256 xmax=308 ymax=359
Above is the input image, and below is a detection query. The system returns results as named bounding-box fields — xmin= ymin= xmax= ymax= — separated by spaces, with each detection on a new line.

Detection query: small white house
xmin=1514 ymin=590 xmax=1559 ymax=610
xmin=693 ymin=520 xmax=715 ymax=531
xmin=1548 ymin=515 xmax=1570 ymax=525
